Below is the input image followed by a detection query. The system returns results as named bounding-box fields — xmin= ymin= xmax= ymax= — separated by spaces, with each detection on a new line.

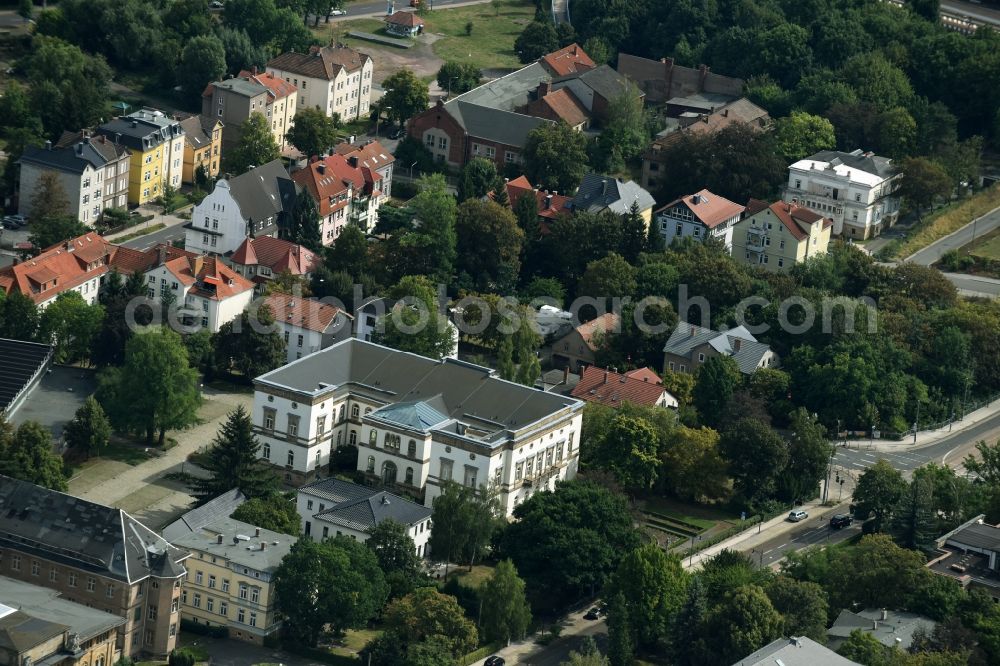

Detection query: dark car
xmin=830 ymin=514 xmax=853 ymax=529
xmin=484 ymin=657 xmax=505 ymax=666
xmin=390 ymin=127 xmax=406 ymax=140
xmin=584 ymin=607 xmax=601 ymax=620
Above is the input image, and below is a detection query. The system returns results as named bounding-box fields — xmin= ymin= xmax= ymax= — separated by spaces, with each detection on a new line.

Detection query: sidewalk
xmin=840 ymin=395 xmax=1000 ymax=453
xmin=102 ymin=204 xmax=189 ymax=243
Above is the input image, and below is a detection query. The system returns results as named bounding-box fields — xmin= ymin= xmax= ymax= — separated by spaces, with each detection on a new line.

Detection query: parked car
xmin=484 ymin=657 xmax=505 ymax=666
xmin=391 ymin=127 xmax=406 ymax=140
xmin=830 ymin=514 xmax=853 ymax=529
xmin=330 ymin=8 xmax=347 ymax=15
xmin=787 ymin=509 xmax=808 ymax=522
xmin=584 ymin=607 xmax=601 ymax=620
xmin=2 ymin=214 xmax=26 ymax=229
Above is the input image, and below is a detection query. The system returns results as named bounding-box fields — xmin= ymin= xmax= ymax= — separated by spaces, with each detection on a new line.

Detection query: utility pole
xmin=913 ymin=399 xmax=920 ymax=444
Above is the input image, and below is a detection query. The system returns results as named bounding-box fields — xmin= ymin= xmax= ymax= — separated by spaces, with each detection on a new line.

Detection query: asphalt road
xmin=523 ymin=625 xmax=608 ymax=666
xmin=749 ymin=513 xmax=862 ymax=568
xmin=341 ymin=0 xmax=491 ymax=19
xmin=906 ymin=205 xmax=1000 ymax=266
xmin=119 ymin=221 xmax=188 ymax=250
xmin=941 ymin=0 xmax=1000 ymax=26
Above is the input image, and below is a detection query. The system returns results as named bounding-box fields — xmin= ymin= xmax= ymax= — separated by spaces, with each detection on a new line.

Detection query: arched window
xmin=369 ymin=429 xmax=377 ymax=446
xmin=407 ymin=440 xmax=416 ymax=458
xmin=367 ymin=456 xmax=375 ymax=473
xmin=351 ymin=404 xmax=360 ymax=419
xmin=338 ymin=405 xmax=345 ymax=422
xmin=405 ymin=467 xmax=414 ymax=485
xmin=382 ymin=461 xmax=398 ymax=484
xmin=349 ymin=430 xmax=357 ymax=446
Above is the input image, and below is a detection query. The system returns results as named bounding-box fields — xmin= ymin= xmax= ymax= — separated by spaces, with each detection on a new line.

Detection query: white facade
xmin=165 ymin=132 xmax=186 ymax=191
xmin=266 ymin=57 xmax=373 ymax=122
xmin=185 ymin=181 xmax=249 ymax=256
xmin=18 ymin=161 xmax=128 ymax=226
xmin=657 ymin=205 xmax=740 ymax=250
xmin=277 ymin=315 xmax=352 ymax=364
xmin=143 ymin=263 xmax=254 ymax=333
xmin=784 ymin=157 xmax=901 ymax=239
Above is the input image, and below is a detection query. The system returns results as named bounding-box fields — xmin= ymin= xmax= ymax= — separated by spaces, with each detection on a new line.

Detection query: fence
xmin=875 ymin=390 xmax=1000 ymax=441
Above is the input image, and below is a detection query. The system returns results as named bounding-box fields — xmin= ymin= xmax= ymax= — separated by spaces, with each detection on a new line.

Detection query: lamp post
xmin=409 ymin=160 xmax=417 ymax=179
xmin=687 ymin=534 xmax=703 ymax=567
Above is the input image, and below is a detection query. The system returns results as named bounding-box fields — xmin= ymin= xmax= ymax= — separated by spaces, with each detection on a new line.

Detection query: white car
xmin=330 ymin=8 xmax=347 ymax=15
xmin=787 ymin=509 xmax=808 ymax=522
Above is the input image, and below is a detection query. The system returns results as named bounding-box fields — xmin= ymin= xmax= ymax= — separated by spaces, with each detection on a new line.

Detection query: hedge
xmin=179 ymin=618 xmax=227 ymax=638
xmin=281 ymin=643 xmax=359 ymax=665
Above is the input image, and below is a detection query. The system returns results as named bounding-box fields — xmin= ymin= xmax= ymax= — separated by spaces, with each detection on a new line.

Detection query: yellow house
xmin=732 ymin=199 xmax=833 ymax=271
xmin=170 ymin=517 xmax=297 ymax=645
xmin=96 ymin=108 xmax=186 ymax=205
xmin=178 ymin=114 xmax=223 ymax=185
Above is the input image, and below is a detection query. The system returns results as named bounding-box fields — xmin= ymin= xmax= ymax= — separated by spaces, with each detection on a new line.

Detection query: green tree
xmin=231 ymin=493 xmax=298 ymax=534
xmin=0 ymin=291 xmax=39 ymax=342
xmin=376 ymin=276 xmax=455 ymax=360
xmin=837 ymin=629 xmax=890 ymax=666
xmin=719 ymin=418 xmax=789 ymax=506
xmin=285 ymin=186 xmax=322 ymax=250
xmin=594 ymin=81 xmax=649 ymax=171
xmin=17 ymin=0 xmax=33 ymax=21
xmin=383 ymin=587 xmax=478 ymax=657
xmin=326 ymin=223 xmax=369 ymax=278
xmin=0 ymin=81 xmax=42 ymax=135
xmin=481 ymin=559 xmax=532 ymax=645
xmin=497 ymin=334 xmax=516 ymax=381
xmin=764 ymin=576 xmax=829 ymax=642
xmin=523 ymin=121 xmax=589 ymax=193
xmin=839 ymin=52 xmax=913 ymax=111
xmin=216 ymin=25 xmax=268 ymax=75
xmin=366 ymin=518 xmax=424 ymax=599
xmin=670 ymin=577 xmax=708 ymax=666
xmin=274 ymin=536 xmax=389 ymax=646
xmin=692 ymin=355 xmax=741 ymax=427
xmin=606 ymin=591 xmax=635 ymax=666
xmin=873 ymin=107 xmax=918 ymax=159
xmin=97 ymin=327 xmax=201 ymax=445
xmin=577 ymin=253 xmax=637 ymax=301
xmin=779 ymin=408 xmax=832 ymax=503
xmin=0 ymin=421 xmax=67 ymax=491
xmin=23 ymin=36 xmax=112 ymax=136
xmin=564 ymin=637 xmax=609 ymax=665
xmin=455 ymin=199 xmax=523 ymax=292
xmin=898 ymin=157 xmax=953 ymax=216
xmin=522 ymin=277 xmax=565 ymax=307
xmin=500 ymin=480 xmax=641 ymax=610
xmin=38 ymin=291 xmax=104 ymax=365
xmin=607 ymin=544 xmax=688 ymax=648
xmin=514 ymin=19 xmax=559 ymax=63
xmin=285 ymin=106 xmax=340 ymax=158
xmin=389 ymin=174 xmax=457 ymax=283
xmin=596 ymin=413 xmax=662 ymax=492
xmin=28 ymin=171 xmax=70 ymax=222
xmin=892 ymin=474 xmax=937 ymax=549
xmin=382 ymin=69 xmax=430 ymax=128
xmin=705 ymin=585 xmax=783 ymax=665
xmin=773 ymin=111 xmax=836 ymax=161
xmin=825 ymin=534 xmax=927 ymax=610
xmin=192 ymin=405 xmax=277 ymax=502
xmin=226 ymin=112 xmax=280 ymax=175
xmin=213 ymin=303 xmax=286 ymax=380
xmin=853 ymin=459 xmax=907 ymax=531
xmin=661 ymin=425 xmax=729 ymax=503
xmin=29 ymin=215 xmax=88 ymax=251
xmin=457 ymin=157 xmax=500 ymax=202
xmin=582 ymin=36 xmax=611 ymax=64
xmin=436 ymin=61 xmax=481 ymax=96
xmin=178 ymin=35 xmax=226 ymax=101
xmin=63 ymin=397 xmax=111 ymax=460
xmin=428 ymin=481 xmax=501 ymax=575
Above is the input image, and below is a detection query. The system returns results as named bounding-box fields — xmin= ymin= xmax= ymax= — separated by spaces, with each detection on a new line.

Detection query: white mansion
xmin=251 ymin=339 xmax=584 ymax=516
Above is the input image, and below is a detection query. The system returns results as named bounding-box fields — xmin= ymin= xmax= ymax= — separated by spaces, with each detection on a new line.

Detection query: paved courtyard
xmin=9 ymin=365 xmax=96 ymax=441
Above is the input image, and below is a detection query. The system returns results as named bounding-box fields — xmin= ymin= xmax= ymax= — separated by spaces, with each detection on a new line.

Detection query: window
xmin=698 ymin=353 xmax=705 ymax=362
xmin=237 ymin=608 xmax=245 ymax=624
xmin=262 ymin=443 xmax=270 ymax=459
xmin=251 ymin=587 xmax=259 ymax=603
xmin=286 ymin=450 xmax=294 ymax=466
xmin=249 ymin=611 xmax=257 ymax=627
xmin=795 ymin=179 xmax=801 ymax=189
xmin=222 ymin=579 xmax=230 ymax=593
xmin=438 ymin=137 xmax=448 ymax=150
xmin=148 ymin=606 xmax=157 ymax=620
xmin=351 ymin=404 xmax=360 ymax=419
xmin=193 ymin=593 xmax=202 ymax=608
xmin=323 ymin=526 xmax=329 ymax=538
xmin=219 ymin=602 xmax=228 ymax=617
xmin=855 ymin=193 xmax=862 ymax=202
xmin=171 ymin=599 xmax=178 ymax=612
xmin=31 ymin=560 xmax=39 ymax=576
xmin=134 ymin=606 xmax=142 ymax=622
xmin=525 ymin=457 xmax=533 ymax=477
xmin=287 ymin=414 xmax=300 ymax=437
xmin=297 ymin=334 xmax=304 ymax=347
xmin=239 ymin=584 xmax=248 ymax=600
xmin=425 ymin=134 xmax=435 ymax=148
xmin=169 ymin=623 xmax=177 ymax=637
xmin=349 ymin=430 xmax=357 ymax=446
xmin=49 ymin=567 xmax=57 ymax=582
xmin=515 ymin=462 xmax=523 ymax=480
xmin=338 ymin=405 xmax=345 ymax=422
xmin=369 ymin=429 xmax=377 ymax=446
xmin=69 ymin=572 xmax=76 ymax=587
xmin=407 ymin=440 xmax=416 ymax=457
xmin=208 ymin=575 xmax=216 ymax=589
xmin=556 ymin=442 xmax=564 ymax=462
xmin=384 ymin=433 xmax=400 ymax=451
xmin=463 ymin=465 xmax=477 ymax=488
xmin=439 ymin=458 xmax=453 ymax=481
xmin=778 ymin=258 xmax=785 ymax=267
xmin=207 ymin=597 xmax=214 ymax=612
xmin=182 ymin=589 xmax=188 ymax=604
xmin=405 ymin=467 xmax=414 ymax=484
xmin=505 ymin=151 xmax=517 ymax=163
xmin=87 ymin=577 xmax=96 ymax=592
xmin=195 ymin=571 xmax=203 ymax=585
xmin=367 ymin=455 xmax=375 ymax=473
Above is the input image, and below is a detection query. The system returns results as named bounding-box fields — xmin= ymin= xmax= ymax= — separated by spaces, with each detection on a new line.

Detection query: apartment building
xmin=655 ymin=189 xmax=745 ymax=250
xmin=332 ymin=139 xmax=395 ymax=198
xmin=262 ymin=294 xmax=353 ymax=363
xmin=0 ymin=477 xmax=189 ymax=659
xmin=783 ymin=149 xmax=902 ymax=239
xmin=96 ymin=109 xmax=185 ymax=205
xmin=202 ymin=71 xmax=298 ymax=152
xmin=292 ymin=154 xmax=385 ymax=243
xmin=18 ymin=134 xmax=131 ymax=224
xmin=731 ymin=199 xmax=833 ymax=271
xmin=177 ymin=114 xmax=223 ymax=184
xmin=142 ymin=253 xmax=255 ymax=333
xmin=169 ymin=517 xmax=296 ymax=645
xmin=267 ymin=44 xmax=374 ymax=122
xmin=250 ymin=339 xmax=584 ymax=515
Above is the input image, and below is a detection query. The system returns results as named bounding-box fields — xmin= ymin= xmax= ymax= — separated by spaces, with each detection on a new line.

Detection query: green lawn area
xmin=424 ymin=3 xmax=535 ymax=69
xmin=330 ymin=627 xmax=383 ymax=656
xmin=968 ymin=227 xmax=1000 ymax=260
xmin=640 ymin=496 xmax=740 ymax=529
xmin=447 ymin=564 xmax=495 ymax=589
xmin=892 ymin=184 xmax=1000 ymax=259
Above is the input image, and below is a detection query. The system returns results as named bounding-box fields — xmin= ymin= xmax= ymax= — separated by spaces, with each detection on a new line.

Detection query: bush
xmin=168 ymin=648 xmax=196 ymax=666
xmin=939 ymin=249 xmax=975 ymax=272
xmin=281 ymin=642 xmax=360 ymax=665
xmin=179 ymin=618 xmax=227 ymax=638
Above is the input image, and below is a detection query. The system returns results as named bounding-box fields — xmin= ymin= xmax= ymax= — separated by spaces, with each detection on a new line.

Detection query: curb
xmin=904 ymin=203 xmax=1000 ymax=265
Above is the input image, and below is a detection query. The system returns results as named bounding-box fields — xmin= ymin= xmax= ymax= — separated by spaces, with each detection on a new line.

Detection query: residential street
xmin=906 ymin=204 xmax=1000 ymax=266
xmin=342 ymin=0 xmax=493 ymax=20
xmin=749 ymin=513 xmax=861 ymax=568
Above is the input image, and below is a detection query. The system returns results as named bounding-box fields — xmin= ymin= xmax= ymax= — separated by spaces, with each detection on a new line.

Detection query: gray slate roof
xmin=570 ymin=174 xmax=656 ymax=214
xmin=257 ymin=339 xmax=582 ymax=446
xmin=0 ymin=576 xmax=125 ymax=648
xmin=807 ymin=149 xmax=895 ymax=179
xmin=210 ymin=77 xmax=268 ymax=99
xmin=96 ymin=108 xmax=183 ymax=152
xmin=162 ymin=489 xmax=248 ymax=542
xmin=169 ymin=516 xmax=296 ymax=572
xmin=225 ymin=159 xmax=297 ymax=232
xmin=0 ymin=476 xmax=189 ymax=584
xmin=554 ymin=64 xmax=633 ymax=102
xmin=453 ymin=101 xmax=550 ymax=148
xmin=829 ymin=609 xmax=934 ymax=650
xmin=303 ymin=478 xmax=431 ymax=531
xmin=662 ymin=322 xmax=774 ymax=375
xmin=19 ymin=136 xmax=127 ymax=175
xmin=0 ymin=338 xmax=52 ymax=415
xmin=947 ymin=521 xmax=1000 ymax=551
xmin=735 ymin=637 xmax=860 ymax=666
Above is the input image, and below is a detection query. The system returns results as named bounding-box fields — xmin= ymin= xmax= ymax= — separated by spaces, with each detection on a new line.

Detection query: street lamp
xmin=409 ymin=160 xmax=417 ymax=179
xmin=687 ymin=534 xmax=703 ymax=566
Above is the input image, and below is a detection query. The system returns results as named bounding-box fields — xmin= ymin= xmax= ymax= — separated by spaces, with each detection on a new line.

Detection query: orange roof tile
xmin=503 ymin=175 xmax=572 ymax=227
xmin=656 ymin=189 xmax=745 ymax=230
xmin=625 ymin=367 xmax=662 ymax=385
xmin=263 ymin=294 xmax=353 ymax=333
xmin=576 ymin=313 xmax=620 ymax=351
xmin=238 ymin=70 xmax=297 ymax=100
xmin=333 ymin=140 xmax=396 ymax=170
xmin=571 ymin=366 xmax=672 ymax=408
xmin=0 ymin=232 xmax=117 ymax=304
xmin=541 ymin=43 xmax=596 ymax=77
xmin=293 ymin=155 xmax=368 ymax=217
xmin=385 ymin=11 xmax=424 ymax=27
xmin=748 ymin=199 xmax=831 ymax=242
xmin=538 ymin=89 xmax=589 ymax=126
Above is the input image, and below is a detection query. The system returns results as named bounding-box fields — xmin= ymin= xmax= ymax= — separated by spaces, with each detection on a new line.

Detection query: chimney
xmin=733 ymin=338 xmax=742 ymax=352
xmin=538 ymin=81 xmax=552 ymax=97
xmin=603 ymin=371 xmax=609 ymax=384
xmin=689 ymin=326 xmax=696 ymax=337
xmin=131 ymin=120 xmax=138 ymax=128
xmin=563 ymin=366 xmax=569 ymax=384
xmin=873 ymin=620 xmax=878 ymax=631
xmin=260 ymin=542 xmax=266 ymax=551
xmin=601 ymin=179 xmax=608 ymax=196
xmin=158 ymin=245 xmax=168 ymax=266
xmin=348 ymin=156 xmax=358 ymax=168
xmin=255 ymin=527 xmax=261 ymax=537
xmin=545 ymin=194 xmax=553 ymax=209
xmin=217 ymin=534 xmax=223 ymax=544
xmin=45 ymin=140 xmax=52 ymax=150
xmin=881 ymin=609 xmax=888 ymax=621
xmin=76 ymin=143 xmax=84 ymax=155
xmin=317 ymin=163 xmax=326 ymax=175
xmin=722 ymin=109 xmax=728 ymax=117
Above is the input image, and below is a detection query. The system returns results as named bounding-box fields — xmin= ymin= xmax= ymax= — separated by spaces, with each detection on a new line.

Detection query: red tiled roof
xmin=267 ymin=45 xmax=370 ymax=81
xmin=503 ymin=175 xmax=572 ymax=228
xmin=571 ymin=366 xmax=671 ymax=408
xmin=238 ymin=70 xmax=297 ymax=100
xmin=577 ymin=313 xmax=620 ymax=352
xmin=232 ymin=236 xmax=319 ymax=276
xmin=541 ymin=43 xmax=596 ymax=77
xmin=0 ymin=232 xmax=117 ymax=304
xmin=537 ymin=88 xmax=589 ymax=126
xmin=293 ymin=155 xmax=367 ymax=217
xmin=263 ymin=294 xmax=352 ymax=333
xmin=385 ymin=11 xmax=424 ymax=27
xmin=334 ymin=140 xmax=395 ymax=170
xmin=625 ymin=367 xmax=662 ymax=385
xmin=161 ymin=256 xmax=254 ymax=300
xmin=747 ymin=199 xmax=832 ymax=242
xmin=231 ymin=238 xmax=259 ymax=266
xmin=656 ymin=189 xmax=745 ymax=230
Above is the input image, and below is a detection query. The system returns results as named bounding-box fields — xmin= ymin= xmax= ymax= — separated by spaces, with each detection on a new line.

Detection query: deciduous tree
xmin=213 ymin=303 xmax=286 ymax=380
xmin=231 ymin=493 xmax=298 ymax=534
xmin=455 ymin=199 xmax=523 ymax=292
xmin=0 ymin=420 xmax=67 ymax=490
xmin=523 ymin=121 xmax=589 ymax=194
xmin=178 ymin=35 xmax=226 ymax=101
xmin=898 ymin=157 xmax=952 ymax=216
xmin=437 ymin=61 xmax=481 ymax=96
xmin=607 ymin=544 xmax=688 ymax=648
xmin=367 ymin=518 xmax=424 ymax=599
xmin=764 ymin=576 xmax=829 ymax=642
xmin=661 ymin=425 xmax=728 ymax=502
xmin=64 ymin=397 xmax=111 ymax=460
xmin=383 ymin=587 xmax=478 ymax=657
xmin=480 ymin=559 xmax=532 ymax=645
xmin=376 ymin=275 xmax=455 ymax=360
xmin=284 ymin=186 xmax=322 ymax=250
xmin=719 ymin=418 xmax=789 ymax=506
xmin=852 ymin=459 xmax=907 ymax=531
xmin=705 ymin=585 xmax=783 ymax=665
xmin=773 ymin=111 xmax=836 ymax=161
xmin=226 ymin=112 xmax=280 ymax=175
xmin=382 ymin=69 xmax=430 ymax=129
xmin=38 ymin=291 xmax=104 ymax=365
xmin=457 ymin=157 xmax=500 ymax=202
xmin=693 ymin=355 xmax=741 ymax=427
xmin=285 ymin=106 xmax=340 ymax=159
xmin=514 ymin=19 xmax=559 ymax=63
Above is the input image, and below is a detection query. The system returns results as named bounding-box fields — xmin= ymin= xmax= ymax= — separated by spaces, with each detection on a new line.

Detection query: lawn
xmin=113 ymin=222 xmax=166 ymax=243
xmin=968 ymin=226 xmax=1000 ymax=261
xmin=892 ymin=185 xmax=1000 ymax=259
xmin=423 ymin=2 xmax=535 ymax=69
xmin=447 ymin=563 xmax=495 ymax=589
xmin=330 ymin=627 xmax=383 ymax=656
xmin=640 ymin=496 xmax=740 ymax=529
